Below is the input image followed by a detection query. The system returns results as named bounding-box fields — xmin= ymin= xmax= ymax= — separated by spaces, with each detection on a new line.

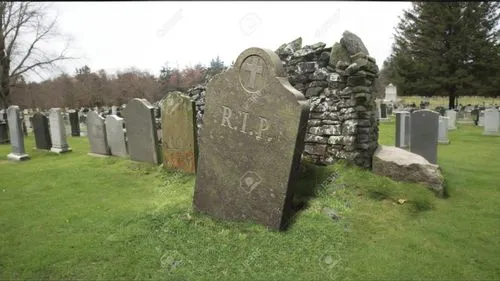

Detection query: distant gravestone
xmin=161 ymin=91 xmax=198 ymax=173
xmin=0 ymin=119 xmax=8 ymax=144
xmin=410 ymin=109 xmax=439 ymax=164
xmin=124 ymin=98 xmax=160 ymax=164
xmin=111 ymin=106 xmax=118 ymax=116
xmin=192 ymin=47 xmax=310 ymax=231
xmin=87 ymin=111 xmax=110 ymax=155
xmin=49 ymin=108 xmax=72 ymax=154
xmin=438 ymin=116 xmax=450 ymax=144
xmin=105 ymin=115 xmax=127 ymax=157
xmin=483 ymin=108 xmax=500 ymax=136
xmin=384 ymin=83 xmax=397 ymax=102
xmin=6 ymin=106 xmax=29 ymax=161
xmin=32 ymin=112 xmax=52 ymax=150
xmin=446 ymin=110 xmax=457 ymax=130
xmin=69 ymin=111 xmax=80 ymax=137
xmin=478 ymin=110 xmax=485 ymax=127
xmin=395 ymin=111 xmax=410 ymax=148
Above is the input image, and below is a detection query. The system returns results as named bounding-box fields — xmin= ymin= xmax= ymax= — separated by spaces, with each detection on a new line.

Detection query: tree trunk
xmin=448 ymin=85 xmax=457 ymax=109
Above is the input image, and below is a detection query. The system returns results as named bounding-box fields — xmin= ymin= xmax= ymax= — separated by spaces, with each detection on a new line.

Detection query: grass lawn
xmin=1 ymin=121 xmax=499 ymax=280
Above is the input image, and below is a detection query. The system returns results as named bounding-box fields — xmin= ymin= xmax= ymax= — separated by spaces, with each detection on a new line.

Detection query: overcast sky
xmin=30 ymin=1 xmax=412 ymax=82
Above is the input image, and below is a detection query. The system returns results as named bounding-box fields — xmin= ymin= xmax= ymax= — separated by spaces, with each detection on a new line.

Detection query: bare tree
xmin=0 ymin=2 xmax=74 ymax=108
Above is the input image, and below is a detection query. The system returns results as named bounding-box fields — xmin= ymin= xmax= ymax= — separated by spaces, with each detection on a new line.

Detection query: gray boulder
xmin=340 ymin=30 xmax=369 ymax=56
xmin=372 ymin=145 xmax=445 ymax=197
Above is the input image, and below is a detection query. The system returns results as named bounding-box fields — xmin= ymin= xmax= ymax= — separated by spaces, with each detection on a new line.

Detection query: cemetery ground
xmin=1 ymin=122 xmax=499 ymax=280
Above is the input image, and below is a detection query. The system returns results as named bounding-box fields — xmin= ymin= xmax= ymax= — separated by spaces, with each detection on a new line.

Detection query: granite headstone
xmin=32 ymin=112 xmax=52 ymax=150
xmin=87 ymin=110 xmax=110 ymax=155
xmin=49 ymin=108 xmax=72 ymax=154
xmin=410 ymin=109 xmax=438 ymax=164
xmin=105 ymin=115 xmax=127 ymax=157
xmin=6 ymin=106 xmax=29 ymax=161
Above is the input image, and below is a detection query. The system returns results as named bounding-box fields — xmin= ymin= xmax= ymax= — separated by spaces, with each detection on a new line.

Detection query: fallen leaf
xmin=398 ymin=199 xmax=407 ymax=204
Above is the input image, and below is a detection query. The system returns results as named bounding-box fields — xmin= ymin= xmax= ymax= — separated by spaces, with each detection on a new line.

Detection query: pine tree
xmin=389 ymin=2 xmax=500 ymax=109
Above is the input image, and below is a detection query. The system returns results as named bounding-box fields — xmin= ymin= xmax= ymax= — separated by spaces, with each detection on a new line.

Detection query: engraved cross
xmin=242 ymin=57 xmax=263 ymax=90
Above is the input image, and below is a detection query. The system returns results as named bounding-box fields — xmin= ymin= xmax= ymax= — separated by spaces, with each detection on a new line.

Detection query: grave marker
xmin=105 ymin=115 xmax=127 ymax=157
xmin=410 ymin=109 xmax=439 ymax=164
xmin=87 ymin=111 xmax=111 ymax=155
xmin=49 ymin=108 xmax=72 ymax=154
xmin=32 ymin=112 xmax=52 ymax=150
xmin=6 ymin=106 xmax=29 ymax=161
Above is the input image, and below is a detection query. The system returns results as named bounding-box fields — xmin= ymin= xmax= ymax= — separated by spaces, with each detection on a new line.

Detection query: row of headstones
xmin=4 ymin=107 xmax=72 ymax=161
xmin=86 ymin=94 xmax=196 ymax=173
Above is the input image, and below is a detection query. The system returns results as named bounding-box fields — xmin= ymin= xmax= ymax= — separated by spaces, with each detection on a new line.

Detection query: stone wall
xmin=186 ymin=31 xmax=379 ymax=169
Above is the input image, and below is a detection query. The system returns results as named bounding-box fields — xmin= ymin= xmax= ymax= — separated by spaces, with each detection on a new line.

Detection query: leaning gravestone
xmin=192 ymin=47 xmax=310 ymax=231
xmin=395 ymin=111 xmax=410 ymax=148
xmin=49 ymin=108 xmax=72 ymax=154
xmin=161 ymin=91 xmax=198 ymax=173
xmin=32 ymin=112 xmax=52 ymax=150
xmin=6 ymin=106 xmax=29 ymax=161
xmin=483 ymin=108 xmax=500 ymax=136
xmin=123 ymin=98 xmax=160 ymax=164
xmin=69 ymin=110 xmax=80 ymax=137
xmin=105 ymin=115 xmax=127 ymax=157
xmin=410 ymin=109 xmax=439 ymax=164
xmin=438 ymin=116 xmax=450 ymax=144
xmin=87 ymin=111 xmax=110 ymax=155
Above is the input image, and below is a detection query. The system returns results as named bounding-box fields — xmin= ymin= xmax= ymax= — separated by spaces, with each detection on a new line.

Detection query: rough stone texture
xmin=32 ymin=112 xmax=52 ymax=150
xmin=410 ymin=110 xmax=439 ymax=164
xmin=161 ymin=91 xmax=198 ymax=173
xmin=372 ymin=145 xmax=445 ymax=197
xmin=105 ymin=115 xmax=127 ymax=157
xmin=185 ymin=31 xmax=379 ymax=169
xmin=6 ymin=106 xmax=29 ymax=161
xmin=123 ymin=98 xmax=160 ymax=164
xmin=87 ymin=111 xmax=111 ymax=155
xmin=49 ymin=108 xmax=72 ymax=154
xmin=192 ymin=47 xmax=309 ymax=231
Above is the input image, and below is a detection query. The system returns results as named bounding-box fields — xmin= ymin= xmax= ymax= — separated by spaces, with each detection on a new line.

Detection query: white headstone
xmin=478 ymin=110 xmax=484 ymax=127
xmin=446 ymin=110 xmax=457 ymax=130
xmin=438 ymin=116 xmax=450 ymax=144
xmin=49 ymin=108 xmax=72 ymax=153
xmin=6 ymin=106 xmax=29 ymax=161
xmin=483 ymin=108 xmax=500 ymax=135
xmin=384 ymin=83 xmax=397 ymax=102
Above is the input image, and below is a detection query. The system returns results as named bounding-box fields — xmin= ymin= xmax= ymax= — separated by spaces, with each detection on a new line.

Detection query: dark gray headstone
xmin=380 ymin=103 xmax=388 ymax=118
xmin=123 ymin=98 xmax=160 ymax=164
xmin=0 ymin=122 xmax=8 ymax=144
xmin=87 ymin=111 xmax=110 ymax=155
xmin=192 ymin=47 xmax=310 ymax=231
xmin=69 ymin=111 xmax=80 ymax=137
xmin=410 ymin=109 xmax=439 ymax=164
xmin=32 ymin=112 xmax=52 ymax=150
xmin=6 ymin=106 xmax=29 ymax=161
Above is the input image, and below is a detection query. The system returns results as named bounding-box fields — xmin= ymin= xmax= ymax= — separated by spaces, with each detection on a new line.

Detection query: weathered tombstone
xmin=49 ymin=108 xmax=72 ymax=154
xmin=87 ymin=111 xmax=111 ymax=155
xmin=483 ymin=108 xmax=500 ymax=136
xmin=161 ymin=91 xmax=198 ymax=173
xmin=438 ymin=116 xmax=450 ymax=144
xmin=6 ymin=106 xmax=29 ymax=161
xmin=395 ymin=111 xmax=410 ymax=148
xmin=105 ymin=115 xmax=127 ymax=157
xmin=446 ymin=110 xmax=457 ymax=130
xmin=32 ymin=112 xmax=52 ymax=150
xmin=0 ymin=121 xmax=8 ymax=143
xmin=410 ymin=109 xmax=439 ymax=164
xmin=111 ymin=106 xmax=118 ymax=116
xmin=376 ymin=100 xmax=389 ymax=122
xmin=123 ymin=98 xmax=160 ymax=164
xmin=69 ymin=110 xmax=80 ymax=137
xmin=192 ymin=47 xmax=310 ymax=231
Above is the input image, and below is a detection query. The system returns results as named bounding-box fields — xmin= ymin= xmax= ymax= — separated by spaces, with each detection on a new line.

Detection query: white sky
xmin=29 ymin=1 xmax=411 ymax=82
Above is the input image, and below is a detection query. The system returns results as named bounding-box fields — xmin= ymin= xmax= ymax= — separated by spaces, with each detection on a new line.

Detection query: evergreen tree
xmin=389 ymin=2 xmax=500 ymax=108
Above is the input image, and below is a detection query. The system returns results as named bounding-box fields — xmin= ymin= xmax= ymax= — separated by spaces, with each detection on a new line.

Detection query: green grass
xmin=1 ymin=122 xmax=499 ymax=280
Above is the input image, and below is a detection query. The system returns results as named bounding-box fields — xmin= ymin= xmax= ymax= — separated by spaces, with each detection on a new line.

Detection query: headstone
xmin=192 ymin=47 xmax=310 ymax=231
xmin=69 ymin=110 xmax=80 ymax=137
xmin=483 ymin=108 xmax=500 ymax=135
xmin=111 ymin=106 xmax=118 ymax=116
xmin=105 ymin=115 xmax=127 ymax=157
xmin=49 ymin=108 xmax=72 ymax=154
xmin=87 ymin=111 xmax=111 ymax=155
xmin=32 ymin=112 xmax=52 ymax=150
xmin=384 ymin=83 xmax=397 ymax=102
xmin=6 ymin=106 xmax=29 ymax=161
xmin=123 ymin=98 xmax=160 ymax=164
xmin=0 ymin=121 xmax=8 ymax=143
xmin=410 ymin=109 xmax=439 ymax=164
xmin=438 ymin=116 xmax=450 ymax=144
xmin=446 ymin=110 xmax=457 ymax=130
xmin=395 ymin=111 xmax=410 ymax=148
xmin=161 ymin=91 xmax=198 ymax=173
xmin=478 ymin=110 xmax=485 ymax=127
